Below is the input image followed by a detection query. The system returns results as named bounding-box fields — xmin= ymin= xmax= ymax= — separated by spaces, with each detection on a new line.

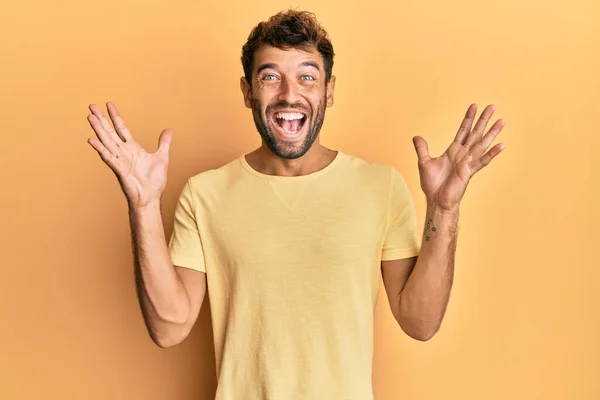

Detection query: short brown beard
xmin=250 ymin=92 xmax=327 ymax=160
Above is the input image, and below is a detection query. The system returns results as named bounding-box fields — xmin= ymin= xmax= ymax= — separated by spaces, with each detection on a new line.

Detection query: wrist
xmin=423 ymin=201 xmax=459 ymax=237
xmin=128 ymin=198 xmax=162 ymax=214
xmin=426 ymin=200 xmax=459 ymax=216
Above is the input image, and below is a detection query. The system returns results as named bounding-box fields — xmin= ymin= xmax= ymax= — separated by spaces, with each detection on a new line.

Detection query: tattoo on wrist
xmin=424 ymin=218 xmax=437 ymax=241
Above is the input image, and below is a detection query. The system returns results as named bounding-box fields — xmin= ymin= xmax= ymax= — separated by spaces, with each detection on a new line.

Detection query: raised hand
xmin=412 ymin=104 xmax=506 ymax=212
xmin=86 ymin=102 xmax=174 ymax=210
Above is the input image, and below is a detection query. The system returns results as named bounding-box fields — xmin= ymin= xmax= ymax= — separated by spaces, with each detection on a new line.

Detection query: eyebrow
xmin=256 ymin=61 xmax=321 ymax=75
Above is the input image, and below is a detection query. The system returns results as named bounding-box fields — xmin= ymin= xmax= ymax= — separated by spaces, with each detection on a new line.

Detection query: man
xmin=86 ymin=9 xmax=506 ymax=400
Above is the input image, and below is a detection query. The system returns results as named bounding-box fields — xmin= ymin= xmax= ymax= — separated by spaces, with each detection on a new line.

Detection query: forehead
xmin=253 ymin=45 xmax=323 ymax=71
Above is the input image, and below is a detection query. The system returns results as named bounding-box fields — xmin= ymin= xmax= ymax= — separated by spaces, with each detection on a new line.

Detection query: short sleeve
xmin=168 ymin=179 xmax=206 ymax=272
xmin=381 ymin=168 xmax=421 ymax=261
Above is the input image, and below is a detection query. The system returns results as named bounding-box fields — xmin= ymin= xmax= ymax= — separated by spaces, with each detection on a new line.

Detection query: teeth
xmin=275 ymin=112 xmax=304 ymax=120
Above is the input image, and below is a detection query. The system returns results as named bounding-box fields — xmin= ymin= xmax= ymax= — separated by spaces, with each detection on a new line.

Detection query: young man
xmin=86 ymin=9 xmax=506 ymax=400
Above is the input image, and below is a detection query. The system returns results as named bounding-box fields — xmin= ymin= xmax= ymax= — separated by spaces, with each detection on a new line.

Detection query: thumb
xmin=412 ymin=136 xmax=430 ymax=165
xmin=157 ymin=129 xmax=174 ymax=155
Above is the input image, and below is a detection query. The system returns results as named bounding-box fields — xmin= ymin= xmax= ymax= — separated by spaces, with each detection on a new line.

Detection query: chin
xmin=267 ymin=139 xmax=313 ymax=160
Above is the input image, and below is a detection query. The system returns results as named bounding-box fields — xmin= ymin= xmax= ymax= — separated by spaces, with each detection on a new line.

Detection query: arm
xmin=130 ymin=201 xmax=207 ymax=348
xmin=85 ymin=102 xmax=206 ymax=349
xmin=382 ymin=204 xmax=458 ymax=341
xmin=382 ymin=103 xmax=506 ymax=341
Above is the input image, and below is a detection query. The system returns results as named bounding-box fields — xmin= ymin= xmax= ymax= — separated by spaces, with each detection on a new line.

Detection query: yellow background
xmin=2 ymin=0 xmax=598 ymax=399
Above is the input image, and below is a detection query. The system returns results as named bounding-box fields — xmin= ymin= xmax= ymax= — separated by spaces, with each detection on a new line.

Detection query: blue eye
xmin=301 ymin=75 xmax=315 ymax=81
xmin=262 ymin=74 xmax=277 ymax=81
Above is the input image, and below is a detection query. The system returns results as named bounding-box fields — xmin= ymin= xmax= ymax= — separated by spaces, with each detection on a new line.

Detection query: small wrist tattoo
xmin=425 ymin=218 xmax=437 ymax=241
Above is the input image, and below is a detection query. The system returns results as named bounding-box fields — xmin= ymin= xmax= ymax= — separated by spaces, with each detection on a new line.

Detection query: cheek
xmin=302 ymin=85 xmax=325 ymax=109
xmin=300 ymin=81 xmax=319 ymax=91
xmin=250 ymin=92 xmax=269 ymax=111
xmin=301 ymin=80 xmax=326 ymax=96
xmin=254 ymin=83 xmax=279 ymax=104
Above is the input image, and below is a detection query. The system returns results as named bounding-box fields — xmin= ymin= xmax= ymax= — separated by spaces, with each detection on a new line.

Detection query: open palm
xmin=87 ymin=102 xmax=174 ymax=209
xmin=413 ymin=104 xmax=506 ymax=212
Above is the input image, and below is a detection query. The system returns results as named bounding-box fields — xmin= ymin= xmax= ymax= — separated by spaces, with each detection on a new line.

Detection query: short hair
xmin=241 ymin=10 xmax=335 ymax=86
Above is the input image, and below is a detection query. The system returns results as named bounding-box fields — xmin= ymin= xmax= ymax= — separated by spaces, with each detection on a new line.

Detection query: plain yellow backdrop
xmin=2 ymin=0 xmax=598 ymax=399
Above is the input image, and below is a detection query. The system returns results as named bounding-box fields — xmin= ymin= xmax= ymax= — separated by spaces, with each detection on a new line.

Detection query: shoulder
xmin=339 ymin=151 xmax=405 ymax=187
xmin=186 ymin=155 xmax=245 ymax=189
xmin=172 ymin=155 xmax=248 ymax=210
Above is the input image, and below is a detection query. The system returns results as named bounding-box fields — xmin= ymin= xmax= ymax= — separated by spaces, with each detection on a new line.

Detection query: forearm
xmin=398 ymin=203 xmax=459 ymax=340
xmin=129 ymin=201 xmax=191 ymax=339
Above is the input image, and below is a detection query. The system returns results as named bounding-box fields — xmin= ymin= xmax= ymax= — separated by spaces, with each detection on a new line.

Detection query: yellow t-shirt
xmin=168 ymin=151 xmax=421 ymax=400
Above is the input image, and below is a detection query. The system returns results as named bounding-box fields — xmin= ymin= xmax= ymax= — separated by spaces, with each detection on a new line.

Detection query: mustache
xmin=266 ymin=101 xmax=310 ymax=115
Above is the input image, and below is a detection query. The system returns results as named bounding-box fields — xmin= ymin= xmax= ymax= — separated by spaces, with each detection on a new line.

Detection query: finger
xmin=412 ymin=136 xmax=431 ymax=165
xmin=472 ymin=119 xmax=506 ymax=158
xmin=453 ymin=103 xmax=477 ymax=145
xmin=106 ymin=102 xmax=133 ymax=141
xmin=87 ymin=136 xmax=121 ymax=172
xmin=89 ymin=104 xmax=125 ymax=145
xmin=470 ymin=143 xmax=505 ymax=175
xmin=465 ymin=104 xmax=496 ymax=148
xmin=157 ymin=129 xmax=174 ymax=155
xmin=87 ymin=113 xmax=121 ymax=155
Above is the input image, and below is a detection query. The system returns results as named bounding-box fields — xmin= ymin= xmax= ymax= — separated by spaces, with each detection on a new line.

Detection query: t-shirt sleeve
xmin=168 ymin=178 xmax=206 ymax=273
xmin=381 ymin=167 xmax=422 ymax=261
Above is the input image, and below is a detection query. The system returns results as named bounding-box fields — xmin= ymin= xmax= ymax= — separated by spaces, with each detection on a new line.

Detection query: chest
xmin=201 ymin=180 xmax=388 ymax=278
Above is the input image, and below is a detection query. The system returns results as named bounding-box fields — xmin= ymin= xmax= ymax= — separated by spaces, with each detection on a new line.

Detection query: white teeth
xmin=275 ymin=112 xmax=304 ymax=120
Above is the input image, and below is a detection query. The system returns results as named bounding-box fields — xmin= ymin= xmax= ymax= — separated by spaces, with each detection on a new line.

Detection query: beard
xmin=250 ymin=92 xmax=327 ymax=160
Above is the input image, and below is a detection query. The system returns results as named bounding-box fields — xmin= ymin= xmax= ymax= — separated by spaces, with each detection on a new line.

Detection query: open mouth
xmin=271 ymin=111 xmax=308 ymax=138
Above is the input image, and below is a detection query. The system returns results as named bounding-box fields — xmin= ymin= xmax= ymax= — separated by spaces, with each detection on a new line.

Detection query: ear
xmin=240 ymin=76 xmax=252 ymax=109
xmin=326 ymin=75 xmax=336 ymax=107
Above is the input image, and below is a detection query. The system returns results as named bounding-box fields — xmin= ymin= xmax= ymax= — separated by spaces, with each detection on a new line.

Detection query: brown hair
xmin=241 ymin=10 xmax=335 ymax=86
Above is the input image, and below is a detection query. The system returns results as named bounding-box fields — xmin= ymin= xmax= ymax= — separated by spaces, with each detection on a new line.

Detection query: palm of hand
xmin=116 ymin=145 xmax=169 ymax=207
xmin=87 ymin=102 xmax=174 ymax=209
xmin=413 ymin=104 xmax=506 ymax=212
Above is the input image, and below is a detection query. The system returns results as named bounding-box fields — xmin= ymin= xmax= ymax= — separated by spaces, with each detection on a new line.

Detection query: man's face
xmin=241 ymin=45 xmax=335 ymax=159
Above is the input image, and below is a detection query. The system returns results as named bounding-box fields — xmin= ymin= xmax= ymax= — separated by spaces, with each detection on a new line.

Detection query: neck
xmin=245 ymin=142 xmax=338 ymax=177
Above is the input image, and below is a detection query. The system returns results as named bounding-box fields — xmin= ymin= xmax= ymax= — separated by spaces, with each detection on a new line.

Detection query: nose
xmin=278 ymin=77 xmax=300 ymax=104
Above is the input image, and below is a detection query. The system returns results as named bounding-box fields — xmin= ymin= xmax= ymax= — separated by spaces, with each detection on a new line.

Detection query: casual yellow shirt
xmin=168 ymin=151 xmax=421 ymax=400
